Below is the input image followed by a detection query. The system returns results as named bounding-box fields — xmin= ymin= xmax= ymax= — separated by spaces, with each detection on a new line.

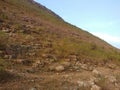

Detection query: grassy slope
xmin=0 ymin=0 xmax=120 ymax=68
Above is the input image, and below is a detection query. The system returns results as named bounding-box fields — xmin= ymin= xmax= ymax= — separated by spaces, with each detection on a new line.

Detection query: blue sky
xmin=34 ymin=0 xmax=120 ymax=48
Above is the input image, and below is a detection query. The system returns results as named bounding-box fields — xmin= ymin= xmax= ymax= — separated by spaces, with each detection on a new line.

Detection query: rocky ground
xmin=0 ymin=62 xmax=120 ymax=90
xmin=0 ymin=1 xmax=120 ymax=90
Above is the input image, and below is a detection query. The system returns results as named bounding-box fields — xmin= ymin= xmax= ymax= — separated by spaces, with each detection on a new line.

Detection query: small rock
xmin=77 ymin=81 xmax=84 ymax=87
xmin=80 ymin=64 xmax=87 ymax=69
xmin=80 ymin=64 xmax=93 ymax=71
xmin=64 ymin=58 xmax=70 ymax=62
xmin=87 ymin=80 xmax=95 ymax=86
xmin=4 ymin=55 xmax=12 ymax=59
xmin=77 ymin=80 xmax=94 ymax=87
xmin=55 ymin=65 xmax=65 ymax=72
xmin=0 ymin=51 xmax=3 ymax=54
xmin=92 ymin=69 xmax=100 ymax=75
xmin=91 ymin=85 xmax=101 ymax=90
xmin=88 ymin=66 xmax=94 ymax=71
xmin=30 ymin=87 xmax=37 ymax=90
xmin=90 ymin=77 xmax=97 ymax=83
xmin=31 ymin=80 xmax=35 ymax=82
xmin=107 ymin=76 xmax=117 ymax=83
xmin=61 ymin=61 xmax=71 ymax=68
xmin=32 ymin=60 xmax=41 ymax=68
xmin=49 ymin=65 xmax=55 ymax=71
xmin=73 ymin=66 xmax=80 ymax=70
xmin=49 ymin=63 xmax=65 ymax=72
xmin=107 ymin=64 xmax=116 ymax=69
xmin=69 ymin=55 xmax=77 ymax=61
xmin=2 ymin=29 xmax=10 ymax=33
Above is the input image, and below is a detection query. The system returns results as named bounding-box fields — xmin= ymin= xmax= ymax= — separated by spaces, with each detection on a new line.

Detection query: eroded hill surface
xmin=0 ymin=0 xmax=120 ymax=90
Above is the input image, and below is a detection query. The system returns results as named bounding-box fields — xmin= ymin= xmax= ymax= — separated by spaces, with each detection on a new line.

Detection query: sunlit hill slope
xmin=0 ymin=0 xmax=120 ymax=74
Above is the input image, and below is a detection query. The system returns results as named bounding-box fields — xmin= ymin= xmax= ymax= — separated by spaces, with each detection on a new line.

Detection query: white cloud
xmin=91 ymin=32 xmax=120 ymax=48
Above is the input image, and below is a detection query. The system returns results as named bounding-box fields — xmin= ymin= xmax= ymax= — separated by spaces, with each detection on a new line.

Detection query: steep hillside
xmin=0 ymin=0 xmax=120 ymax=64
xmin=0 ymin=0 xmax=120 ymax=89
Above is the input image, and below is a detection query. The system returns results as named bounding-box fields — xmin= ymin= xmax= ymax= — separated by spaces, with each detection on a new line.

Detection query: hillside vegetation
xmin=0 ymin=0 xmax=120 ymax=64
xmin=0 ymin=0 xmax=120 ymax=89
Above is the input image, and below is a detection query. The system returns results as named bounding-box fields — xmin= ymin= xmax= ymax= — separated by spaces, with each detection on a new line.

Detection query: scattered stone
xmin=73 ymin=66 xmax=80 ymax=71
xmin=107 ymin=76 xmax=117 ymax=83
xmin=87 ymin=80 xmax=95 ymax=86
xmin=77 ymin=80 xmax=95 ymax=87
xmin=49 ymin=63 xmax=65 ymax=72
xmin=88 ymin=66 xmax=94 ymax=71
xmin=32 ymin=60 xmax=42 ymax=68
xmin=9 ymin=32 xmax=15 ymax=37
xmin=61 ymin=61 xmax=71 ymax=68
xmin=90 ymin=77 xmax=97 ymax=84
xmin=77 ymin=81 xmax=84 ymax=87
xmin=69 ymin=55 xmax=77 ymax=61
xmin=80 ymin=64 xmax=94 ymax=71
xmin=4 ymin=55 xmax=12 ymax=60
xmin=92 ymin=69 xmax=100 ymax=76
xmin=30 ymin=87 xmax=37 ymax=90
xmin=30 ymin=80 xmax=35 ymax=83
xmin=13 ymin=59 xmax=32 ymax=65
xmin=0 ymin=51 xmax=3 ymax=54
xmin=49 ymin=65 xmax=55 ymax=71
xmin=13 ymin=59 xmax=24 ymax=64
xmin=107 ymin=64 xmax=117 ymax=69
xmin=64 ymin=58 xmax=70 ymax=62
xmin=55 ymin=65 xmax=65 ymax=72
xmin=91 ymin=85 xmax=101 ymax=90
xmin=2 ymin=29 xmax=10 ymax=33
